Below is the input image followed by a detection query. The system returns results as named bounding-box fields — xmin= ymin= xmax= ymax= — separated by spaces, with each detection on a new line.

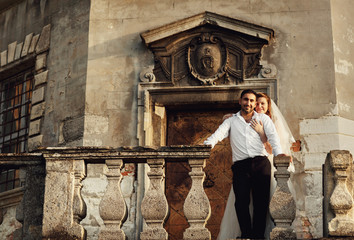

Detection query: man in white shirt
xmin=204 ymin=89 xmax=283 ymax=239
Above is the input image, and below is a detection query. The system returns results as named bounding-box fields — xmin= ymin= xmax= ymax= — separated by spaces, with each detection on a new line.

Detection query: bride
xmin=217 ymin=93 xmax=295 ymax=240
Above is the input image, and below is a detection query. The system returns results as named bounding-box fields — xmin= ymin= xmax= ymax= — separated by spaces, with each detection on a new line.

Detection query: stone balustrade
xmin=39 ymin=146 xmax=211 ymax=240
xmin=5 ymin=148 xmax=353 ymax=239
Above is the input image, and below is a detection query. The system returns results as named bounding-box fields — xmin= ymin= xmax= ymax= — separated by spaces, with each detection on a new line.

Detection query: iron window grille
xmin=0 ymin=67 xmax=34 ymax=193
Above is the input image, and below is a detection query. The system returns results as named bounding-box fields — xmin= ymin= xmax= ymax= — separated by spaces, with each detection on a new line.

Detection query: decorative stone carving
xmin=327 ymin=150 xmax=354 ymax=236
xmin=269 ymin=155 xmax=296 ymax=240
xmin=140 ymin=158 xmax=168 ymax=240
xmin=260 ymin=63 xmax=277 ymax=78
xmin=183 ymin=158 xmax=211 ymax=240
xmin=99 ymin=159 xmax=126 ymax=240
xmin=141 ymin=12 xmax=274 ymax=86
xmin=187 ymin=33 xmax=228 ymax=85
xmin=139 ymin=65 xmax=156 ymax=82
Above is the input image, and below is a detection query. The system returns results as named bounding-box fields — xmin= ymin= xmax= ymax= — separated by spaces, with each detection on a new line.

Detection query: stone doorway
xmin=164 ymin=105 xmax=240 ymax=239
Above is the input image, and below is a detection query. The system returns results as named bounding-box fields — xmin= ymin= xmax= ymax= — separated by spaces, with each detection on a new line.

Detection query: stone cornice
xmin=141 ymin=11 xmax=274 ymax=46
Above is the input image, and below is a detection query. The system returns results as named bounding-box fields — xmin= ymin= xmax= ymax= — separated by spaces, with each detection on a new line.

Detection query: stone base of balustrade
xmin=270 ymin=227 xmax=296 ymax=240
xmin=329 ymin=219 xmax=354 ymax=237
xmin=140 ymin=228 xmax=168 ymax=240
xmin=183 ymin=228 xmax=211 ymax=240
xmin=99 ymin=228 xmax=125 ymax=240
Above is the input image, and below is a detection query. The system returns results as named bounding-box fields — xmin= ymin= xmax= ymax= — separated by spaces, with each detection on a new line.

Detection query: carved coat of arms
xmin=187 ymin=33 xmax=228 ymax=85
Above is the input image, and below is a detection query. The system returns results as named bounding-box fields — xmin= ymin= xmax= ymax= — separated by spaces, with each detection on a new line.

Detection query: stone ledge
xmin=0 ymin=187 xmax=24 ymax=209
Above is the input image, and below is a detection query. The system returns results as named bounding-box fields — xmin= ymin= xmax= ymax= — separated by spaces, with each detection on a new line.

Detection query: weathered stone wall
xmin=0 ymin=0 xmax=90 ymax=146
xmin=330 ymin=0 xmax=354 ymax=120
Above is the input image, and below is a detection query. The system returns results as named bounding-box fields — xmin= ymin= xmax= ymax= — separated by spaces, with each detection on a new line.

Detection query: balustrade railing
xmin=0 ymin=147 xmax=302 ymax=240
xmin=40 ymin=146 xmax=211 ymax=240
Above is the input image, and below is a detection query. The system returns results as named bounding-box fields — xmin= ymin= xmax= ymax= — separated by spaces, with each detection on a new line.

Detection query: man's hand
xmin=203 ymin=139 xmax=215 ymax=149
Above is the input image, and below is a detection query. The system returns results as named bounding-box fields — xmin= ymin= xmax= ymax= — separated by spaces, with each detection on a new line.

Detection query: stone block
xmin=7 ymin=41 xmax=17 ymax=63
xmin=1 ymin=51 xmax=7 ymax=67
xmin=21 ymin=33 xmax=33 ymax=57
xmin=35 ymin=53 xmax=47 ymax=71
xmin=303 ymin=153 xmax=327 ymax=170
xmin=35 ymin=24 xmax=51 ymax=54
xmin=28 ymin=135 xmax=43 ymax=152
xmin=302 ymin=134 xmax=340 ymax=153
xmin=15 ymin=42 xmax=23 ymax=61
xmin=29 ymin=119 xmax=41 ymax=136
xmin=300 ymin=116 xmax=354 ymax=136
xmin=30 ymin=102 xmax=45 ymax=120
xmin=31 ymin=87 xmax=45 ymax=105
xmin=28 ymin=34 xmax=39 ymax=54
xmin=62 ymin=116 xmax=84 ymax=143
xmin=34 ymin=70 xmax=48 ymax=86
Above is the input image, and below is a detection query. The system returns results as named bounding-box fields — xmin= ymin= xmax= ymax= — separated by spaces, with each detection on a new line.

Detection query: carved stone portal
xmin=141 ymin=12 xmax=274 ymax=86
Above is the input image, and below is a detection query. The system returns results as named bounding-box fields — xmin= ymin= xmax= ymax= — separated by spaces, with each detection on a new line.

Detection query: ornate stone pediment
xmin=141 ymin=12 xmax=274 ymax=86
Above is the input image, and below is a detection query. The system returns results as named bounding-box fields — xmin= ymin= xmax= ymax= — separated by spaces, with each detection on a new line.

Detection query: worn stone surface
xmin=324 ymin=150 xmax=354 ymax=237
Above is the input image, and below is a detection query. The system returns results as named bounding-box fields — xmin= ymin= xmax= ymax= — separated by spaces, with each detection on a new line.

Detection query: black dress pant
xmin=232 ymin=156 xmax=271 ymax=239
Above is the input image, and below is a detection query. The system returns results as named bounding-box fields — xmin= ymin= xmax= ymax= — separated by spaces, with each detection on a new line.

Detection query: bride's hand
xmin=250 ymin=119 xmax=264 ymax=135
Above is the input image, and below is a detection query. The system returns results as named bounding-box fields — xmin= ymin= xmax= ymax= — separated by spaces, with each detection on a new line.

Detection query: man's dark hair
xmin=240 ymin=89 xmax=257 ymax=99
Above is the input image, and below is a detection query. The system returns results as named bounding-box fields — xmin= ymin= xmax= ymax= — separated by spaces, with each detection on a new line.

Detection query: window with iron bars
xmin=0 ymin=67 xmax=34 ymax=193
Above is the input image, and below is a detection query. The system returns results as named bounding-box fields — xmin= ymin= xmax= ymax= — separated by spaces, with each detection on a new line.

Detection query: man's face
xmin=239 ymin=93 xmax=256 ymax=114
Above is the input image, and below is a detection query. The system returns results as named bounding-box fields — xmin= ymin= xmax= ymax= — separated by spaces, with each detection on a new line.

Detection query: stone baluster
xmin=70 ymin=160 xmax=87 ymax=238
xmin=269 ymin=155 xmax=296 ymax=240
xmin=140 ymin=158 xmax=168 ymax=240
xmin=99 ymin=159 xmax=126 ymax=240
xmin=328 ymin=150 xmax=354 ymax=236
xmin=183 ymin=158 xmax=211 ymax=240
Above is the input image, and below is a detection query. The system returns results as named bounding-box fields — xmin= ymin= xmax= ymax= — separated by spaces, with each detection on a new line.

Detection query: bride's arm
xmin=251 ymin=119 xmax=272 ymax=154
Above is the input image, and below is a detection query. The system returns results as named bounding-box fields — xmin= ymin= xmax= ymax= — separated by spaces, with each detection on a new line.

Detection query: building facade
xmin=0 ymin=0 xmax=353 ymax=239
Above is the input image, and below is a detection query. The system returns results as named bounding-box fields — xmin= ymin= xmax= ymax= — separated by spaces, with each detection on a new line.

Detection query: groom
xmin=204 ymin=89 xmax=283 ymax=239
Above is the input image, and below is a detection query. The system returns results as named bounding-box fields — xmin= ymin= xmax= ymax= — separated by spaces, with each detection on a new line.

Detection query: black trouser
xmin=232 ymin=156 xmax=271 ymax=239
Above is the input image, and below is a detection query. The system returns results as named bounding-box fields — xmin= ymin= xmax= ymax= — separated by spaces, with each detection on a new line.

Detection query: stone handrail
xmin=39 ymin=146 xmax=211 ymax=240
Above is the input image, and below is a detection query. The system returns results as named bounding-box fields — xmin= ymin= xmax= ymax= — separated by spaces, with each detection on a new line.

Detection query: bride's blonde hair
xmin=256 ymin=92 xmax=272 ymax=119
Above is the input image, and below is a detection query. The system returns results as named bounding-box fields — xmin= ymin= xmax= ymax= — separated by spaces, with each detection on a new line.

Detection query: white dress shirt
xmin=204 ymin=111 xmax=283 ymax=162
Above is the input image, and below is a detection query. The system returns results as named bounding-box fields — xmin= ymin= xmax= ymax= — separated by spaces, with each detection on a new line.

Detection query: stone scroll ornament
xmin=187 ymin=33 xmax=228 ymax=85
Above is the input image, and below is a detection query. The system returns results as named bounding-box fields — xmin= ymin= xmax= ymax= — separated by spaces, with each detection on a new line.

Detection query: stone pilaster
xmin=183 ymin=158 xmax=211 ymax=240
xmin=328 ymin=150 xmax=354 ymax=236
xmin=140 ymin=158 xmax=168 ymax=240
xmin=270 ymin=155 xmax=296 ymax=240
xmin=99 ymin=159 xmax=126 ymax=240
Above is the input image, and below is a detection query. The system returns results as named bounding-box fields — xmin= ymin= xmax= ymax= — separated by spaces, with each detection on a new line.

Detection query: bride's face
xmin=256 ymin=97 xmax=268 ymax=114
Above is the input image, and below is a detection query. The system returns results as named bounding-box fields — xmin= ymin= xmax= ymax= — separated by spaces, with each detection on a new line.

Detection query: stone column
xmin=42 ymin=158 xmax=87 ymax=239
xmin=328 ymin=150 xmax=354 ymax=236
xmin=140 ymin=158 xmax=168 ymax=240
xmin=270 ymin=155 xmax=296 ymax=240
xmin=99 ymin=159 xmax=126 ymax=240
xmin=183 ymin=158 xmax=211 ymax=240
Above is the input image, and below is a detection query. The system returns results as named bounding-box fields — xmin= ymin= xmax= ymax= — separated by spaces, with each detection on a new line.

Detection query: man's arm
xmin=261 ymin=115 xmax=283 ymax=156
xmin=204 ymin=118 xmax=232 ymax=148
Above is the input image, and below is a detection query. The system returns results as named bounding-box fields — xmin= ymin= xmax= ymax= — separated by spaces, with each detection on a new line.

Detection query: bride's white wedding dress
xmin=217 ymin=101 xmax=295 ymax=240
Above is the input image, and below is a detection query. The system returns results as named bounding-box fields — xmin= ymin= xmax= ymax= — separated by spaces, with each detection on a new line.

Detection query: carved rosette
xmin=99 ymin=159 xmax=126 ymax=240
xmin=188 ymin=33 xmax=228 ymax=85
xmin=140 ymin=158 xmax=168 ymax=240
xmin=269 ymin=155 xmax=296 ymax=240
xmin=328 ymin=150 xmax=354 ymax=236
xmin=183 ymin=158 xmax=211 ymax=240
